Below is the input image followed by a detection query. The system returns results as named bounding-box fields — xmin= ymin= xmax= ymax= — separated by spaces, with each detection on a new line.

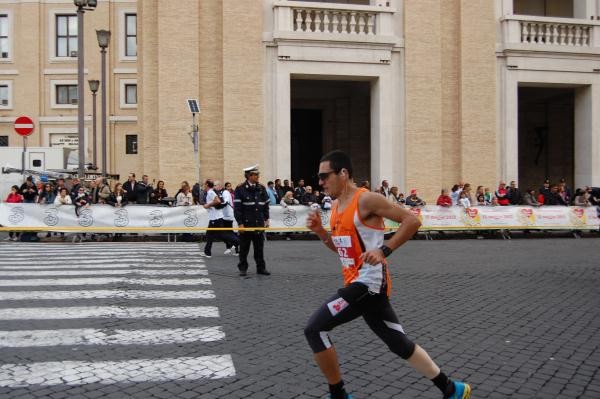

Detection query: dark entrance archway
xmin=518 ymin=86 xmax=574 ymax=192
xmin=290 ymin=79 xmax=371 ymax=188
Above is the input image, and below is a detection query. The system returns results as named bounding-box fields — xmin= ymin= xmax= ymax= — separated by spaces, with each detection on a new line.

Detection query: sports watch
xmin=379 ymin=245 xmax=393 ymax=258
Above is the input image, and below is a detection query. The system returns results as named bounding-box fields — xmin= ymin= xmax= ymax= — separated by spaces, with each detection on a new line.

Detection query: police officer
xmin=234 ymin=164 xmax=271 ymax=276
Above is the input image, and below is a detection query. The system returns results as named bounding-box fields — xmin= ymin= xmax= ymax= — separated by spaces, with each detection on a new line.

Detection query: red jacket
xmin=496 ymin=188 xmax=509 ymax=206
xmin=436 ymin=195 xmax=452 ymax=207
xmin=5 ymin=193 xmax=23 ymax=203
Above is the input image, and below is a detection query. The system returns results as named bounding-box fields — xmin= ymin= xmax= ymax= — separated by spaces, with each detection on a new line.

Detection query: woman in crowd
xmin=522 ymin=188 xmax=541 ymax=207
xmin=389 ymin=186 xmax=401 ymax=204
xmin=38 ymin=183 xmax=57 ymax=204
xmin=74 ymin=186 xmax=91 ymax=216
xmin=107 ymin=183 xmax=128 ymax=207
xmin=54 ymin=187 xmax=72 ymax=206
xmin=475 ymin=186 xmax=485 ymax=206
xmin=4 ymin=185 xmax=23 ymax=241
xmin=176 ymin=181 xmax=193 ymax=206
xmin=484 ymin=187 xmax=493 ymax=205
xmin=436 ymin=188 xmax=452 ymax=207
xmin=280 ymin=191 xmax=299 ymax=207
xmin=573 ymin=188 xmax=591 ymax=206
xmin=458 ymin=191 xmax=471 ymax=208
xmin=150 ymin=180 xmax=169 ymax=205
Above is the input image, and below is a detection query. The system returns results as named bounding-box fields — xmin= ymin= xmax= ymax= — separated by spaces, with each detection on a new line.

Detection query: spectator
xmin=522 ymin=188 xmax=541 ymax=207
xmin=282 ymin=179 xmax=294 ymax=195
xmin=458 ymin=191 xmax=471 ymax=208
xmin=68 ymin=177 xmax=83 ymax=203
xmin=107 ymin=183 xmax=127 ymax=207
xmin=450 ymin=184 xmax=460 ymax=206
xmin=266 ymin=181 xmax=278 ymax=206
xmin=321 ymin=193 xmax=332 ymax=210
xmin=314 ymin=189 xmax=325 ymax=205
xmin=280 ymin=191 xmax=299 ymax=207
xmin=74 ymin=186 xmax=91 ymax=216
xmin=559 ymin=178 xmax=572 ymax=204
xmin=573 ymin=188 xmax=591 ymax=207
xmin=20 ymin=176 xmax=37 ymax=203
xmin=359 ymin=180 xmax=371 ymax=190
xmin=405 ymin=189 xmax=425 ymax=207
xmin=558 ymin=184 xmax=570 ymax=205
xmin=123 ymin=173 xmax=138 ymax=204
xmin=495 ymin=181 xmax=509 ymax=206
xmin=294 ymin=179 xmax=306 ymax=201
xmin=150 ymin=180 xmax=169 ymax=205
xmin=475 ymin=186 xmax=485 ymax=206
xmin=301 ymin=186 xmax=317 ymax=206
xmin=91 ymin=177 xmax=111 ymax=204
xmin=397 ymin=193 xmax=406 ymax=206
xmin=490 ymin=196 xmax=500 ymax=206
xmin=462 ymin=183 xmax=474 ymax=205
xmin=544 ymin=184 xmax=567 ymax=206
xmin=55 ymin=178 xmax=67 ymax=195
xmin=220 ymin=181 xmax=239 ymax=256
xmin=539 ymin=179 xmax=551 ymax=204
xmin=35 ymin=180 xmax=44 ymax=200
xmin=389 ymin=186 xmax=401 ymax=203
xmin=4 ymin=185 xmax=23 ymax=241
xmin=135 ymin=175 xmax=154 ymax=204
xmin=436 ymin=189 xmax=452 ymax=207
xmin=200 ymin=179 xmax=239 ymax=258
xmin=38 ymin=183 xmax=57 ymax=205
xmin=274 ymin=179 xmax=285 ymax=201
xmin=379 ymin=180 xmax=390 ymax=197
xmin=507 ymin=180 xmax=522 ymax=205
xmin=483 ymin=187 xmax=493 ymax=205
xmin=587 ymin=186 xmax=600 ymax=205
xmin=54 ymin=187 xmax=73 ymax=206
xmin=176 ymin=181 xmax=193 ymax=206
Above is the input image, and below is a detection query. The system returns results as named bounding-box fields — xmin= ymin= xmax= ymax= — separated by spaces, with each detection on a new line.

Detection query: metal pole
xmin=101 ymin=47 xmax=107 ymax=177
xmin=193 ymin=113 xmax=201 ymax=188
xmin=21 ymin=136 xmax=26 ymax=175
xmin=77 ymin=7 xmax=85 ymax=178
xmin=92 ymin=91 xmax=97 ymax=168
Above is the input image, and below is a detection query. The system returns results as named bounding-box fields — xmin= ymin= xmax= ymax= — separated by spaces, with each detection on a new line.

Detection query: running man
xmin=305 ymin=150 xmax=471 ymax=399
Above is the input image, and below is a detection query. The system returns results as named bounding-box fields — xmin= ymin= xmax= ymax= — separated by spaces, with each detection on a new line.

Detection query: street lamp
xmin=74 ymin=0 xmax=98 ymax=178
xmin=96 ymin=29 xmax=111 ymax=177
xmin=88 ymin=79 xmax=99 ymax=169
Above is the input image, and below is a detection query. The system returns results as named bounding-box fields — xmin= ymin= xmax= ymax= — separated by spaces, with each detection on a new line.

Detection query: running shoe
xmin=199 ymin=253 xmax=212 ymax=259
xmin=224 ymin=248 xmax=232 ymax=255
xmin=328 ymin=394 xmax=353 ymax=399
xmin=447 ymin=381 xmax=471 ymax=399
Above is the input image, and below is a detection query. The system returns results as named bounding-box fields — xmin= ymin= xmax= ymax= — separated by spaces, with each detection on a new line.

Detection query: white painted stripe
xmin=0 ymin=306 xmax=219 ymax=320
xmin=0 ymin=355 xmax=236 ymax=386
xmin=319 ymin=331 xmax=332 ymax=349
xmin=0 ymin=269 xmax=208 ymax=276
xmin=0 ymin=260 xmax=203 ymax=266
xmin=14 ymin=123 xmax=34 ymax=129
xmin=0 ymin=326 xmax=225 ymax=347
xmin=0 ymin=289 xmax=215 ymax=301
xmin=0 ymin=264 xmax=205 ymax=270
xmin=0 ymin=277 xmax=212 ymax=286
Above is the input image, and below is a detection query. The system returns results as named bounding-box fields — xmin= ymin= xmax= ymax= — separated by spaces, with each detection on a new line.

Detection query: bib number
xmin=332 ymin=235 xmax=355 ymax=268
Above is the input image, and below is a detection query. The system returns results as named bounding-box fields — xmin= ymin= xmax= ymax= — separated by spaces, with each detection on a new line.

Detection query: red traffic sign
xmin=14 ymin=116 xmax=34 ymax=136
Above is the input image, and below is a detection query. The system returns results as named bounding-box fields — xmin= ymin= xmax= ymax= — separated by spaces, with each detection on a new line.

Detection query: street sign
xmin=14 ymin=116 xmax=34 ymax=136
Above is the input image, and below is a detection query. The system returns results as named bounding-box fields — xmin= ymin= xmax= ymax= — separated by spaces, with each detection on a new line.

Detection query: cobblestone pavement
xmin=0 ymin=238 xmax=598 ymax=398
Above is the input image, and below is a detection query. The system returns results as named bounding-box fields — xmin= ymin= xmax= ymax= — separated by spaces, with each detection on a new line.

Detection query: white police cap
xmin=243 ymin=164 xmax=259 ymax=174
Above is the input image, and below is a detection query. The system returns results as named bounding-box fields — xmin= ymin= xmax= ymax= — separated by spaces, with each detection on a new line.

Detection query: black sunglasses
xmin=317 ymin=170 xmax=338 ymax=181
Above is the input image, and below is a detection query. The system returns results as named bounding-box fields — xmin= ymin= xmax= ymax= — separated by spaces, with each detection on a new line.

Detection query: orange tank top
xmin=330 ymin=188 xmax=391 ymax=296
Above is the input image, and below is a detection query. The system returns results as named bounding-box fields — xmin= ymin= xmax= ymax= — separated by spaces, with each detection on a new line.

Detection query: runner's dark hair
xmin=320 ymin=150 xmax=353 ymax=179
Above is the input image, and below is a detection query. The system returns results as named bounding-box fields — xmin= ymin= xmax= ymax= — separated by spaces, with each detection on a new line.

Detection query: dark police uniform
xmin=234 ymin=165 xmax=270 ymax=276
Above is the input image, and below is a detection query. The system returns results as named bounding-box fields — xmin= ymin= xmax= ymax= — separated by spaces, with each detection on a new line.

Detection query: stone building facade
xmin=1 ymin=0 xmax=599 ymax=201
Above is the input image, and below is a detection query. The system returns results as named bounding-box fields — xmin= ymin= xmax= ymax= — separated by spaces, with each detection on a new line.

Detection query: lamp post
xmin=96 ymin=29 xmax=110 ymax=177
xmin=88 ymin=79 xmax=99 ymax=169
xmin=74 ymin=0 xmax=97 ymax=178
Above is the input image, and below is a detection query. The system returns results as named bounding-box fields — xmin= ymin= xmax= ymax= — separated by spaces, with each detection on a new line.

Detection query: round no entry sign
xmin=14 ymin=116 xmax=34 ymax=136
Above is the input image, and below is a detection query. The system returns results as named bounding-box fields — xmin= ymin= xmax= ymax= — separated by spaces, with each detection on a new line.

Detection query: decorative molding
xmin=113 ymin=68 xmax=137 ymax=74
xmin=44 ymin=68 xmax=88 ymax=75
xmin=0 ymin=69 xmax=17 ymax=75
xmin=109 ymin=115 xmax=137 ymax=122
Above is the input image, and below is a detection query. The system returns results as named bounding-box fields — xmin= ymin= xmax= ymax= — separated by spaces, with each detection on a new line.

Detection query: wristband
xmin=379 ymin=245 xmax=393 ymax=257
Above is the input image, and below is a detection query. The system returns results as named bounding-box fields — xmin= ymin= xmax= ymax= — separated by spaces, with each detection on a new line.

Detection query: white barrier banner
xmin=0 ymin=204 xmax=598 ymax=232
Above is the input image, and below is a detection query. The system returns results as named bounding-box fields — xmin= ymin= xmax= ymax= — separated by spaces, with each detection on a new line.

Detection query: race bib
xmin=332 ymin=235 xmax=356 ymax=268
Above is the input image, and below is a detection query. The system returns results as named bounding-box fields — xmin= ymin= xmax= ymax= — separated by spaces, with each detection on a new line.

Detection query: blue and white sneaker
xmin=447 ymin=381 xmax=471 ymax=399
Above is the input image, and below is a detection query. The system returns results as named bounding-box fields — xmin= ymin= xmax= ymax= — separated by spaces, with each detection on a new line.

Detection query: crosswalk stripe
xmin=0 ymin=258 xmax=203 ymax=264
xmin=0 ymin=269 xmax=208 ymax=277
xmin=0 ymin=277 xmax=212 ymax=286
xmin=0 ymin=355 xmax=236 ymax=386
xmin=0 ymin=306 xmax=219 ymax=320
xmin=0 ymin=326 xmax=225 ymax=347
xmin=0 ymin=264 xmax=205 ymax=270
xmin=0 ymin=289 xmax=215 ymax=301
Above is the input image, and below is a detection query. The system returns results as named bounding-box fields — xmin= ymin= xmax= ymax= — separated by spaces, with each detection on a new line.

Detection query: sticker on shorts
xmin=327 ymin=297 xmax=349 ymax=316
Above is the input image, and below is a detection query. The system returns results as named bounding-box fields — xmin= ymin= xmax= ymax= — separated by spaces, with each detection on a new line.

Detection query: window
xmin=126 ymin=134 xmax=138 ymax=154
xmin=0 ymin=136 xmax=7 ymax=146
xmin=125 ymin=84 xmax=137 ymax=105
xmin=0 ymin=84 xmax=8 ymax=106
xmin=56 ymin=84 xmax=78 ymax=105
xmin=0 ymin=14 xmax=8 ymax=59
xmin=125 ymin=13 xmax=137 ymax=57
xmin=56 ymin=14 xmax=77 ymax=57
xmin=513 ymin=0 xmax=573 ymax=18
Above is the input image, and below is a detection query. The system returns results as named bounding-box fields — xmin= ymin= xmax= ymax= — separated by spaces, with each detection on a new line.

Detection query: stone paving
xmin=0 ymin=238 xmax=598 ymax=398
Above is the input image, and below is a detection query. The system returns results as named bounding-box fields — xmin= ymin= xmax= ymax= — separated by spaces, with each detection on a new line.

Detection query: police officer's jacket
xmin=233 ymin=181 xmax=270 ymax=227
